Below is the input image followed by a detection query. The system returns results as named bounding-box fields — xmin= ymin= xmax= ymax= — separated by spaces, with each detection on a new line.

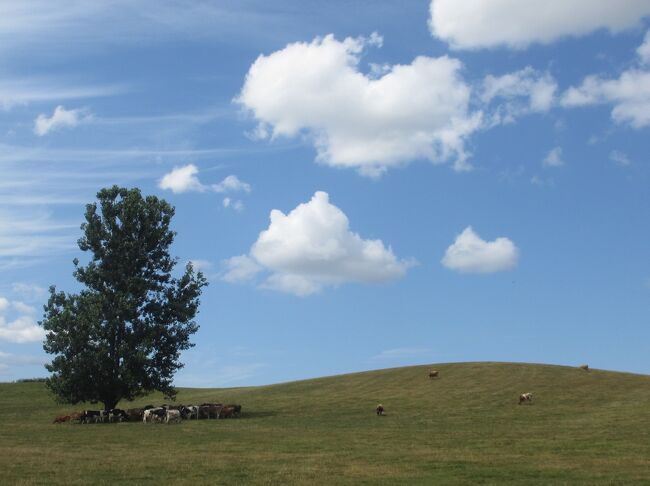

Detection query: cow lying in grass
xmin=518 ymin=392 xmax=533 ymax=405
xmin=428 ymin=370 xmax=439 ymax=378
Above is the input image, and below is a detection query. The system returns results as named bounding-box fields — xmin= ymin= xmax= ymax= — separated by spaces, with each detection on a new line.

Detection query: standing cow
xmin=518 ymin=392 xmax=533 ymax=405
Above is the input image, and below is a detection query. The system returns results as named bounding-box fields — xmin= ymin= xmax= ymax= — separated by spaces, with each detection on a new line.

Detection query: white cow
xmin=143 ymin=407 xmax=164 ymax=423
xmin=165 ymin=409 xmax=181 ymax=424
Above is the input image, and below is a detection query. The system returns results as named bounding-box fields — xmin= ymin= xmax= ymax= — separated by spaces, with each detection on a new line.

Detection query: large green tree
xmin=41 ymin=186 xmax=207 ymax=410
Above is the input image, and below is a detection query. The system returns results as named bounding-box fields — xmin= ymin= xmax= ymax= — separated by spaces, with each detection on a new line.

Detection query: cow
xmin=198 ymin=405 xmax=222 ymax=419
xmin=428 ymin=370 xmax=439 ymax=379
xmin=579 ymin=364 xmax=589 ymax=371
xmin=165 ymin=409 xmax=182 ymax=424
xmin=108 ymin=409 xmax=129 ymax=423
xmin=70 ymin=412 xmax=83 ymax=423
xmin=81 ymin=410 xmax=101 ymax=424
xmin=53 ymin=415 xmax=71 ymax=424
xmin=143 ymin=407 xmax=166 ymax=423
xmin=376 ymin=404 xmax=385 ymax=416
xmin=518 ymin=392 xmax=533 ymax=405
xmin=180 ymin=405 xmax=199 ymax=420
xmin=126 ymin=408 xmax=145 ymax=422
xmin=219 ymin=406 xmax=235 ymax=419
xmin=227 ymin=404 xmax=242 ymax=418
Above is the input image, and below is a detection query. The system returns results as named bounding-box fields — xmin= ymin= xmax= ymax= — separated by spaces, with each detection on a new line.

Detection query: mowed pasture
xmin=1 ymin=362 xmax=649 ymax=485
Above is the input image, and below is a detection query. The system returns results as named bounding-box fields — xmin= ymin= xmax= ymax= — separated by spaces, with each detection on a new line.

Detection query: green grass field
xmin=1 ymin=362 xmax=649 ymax=485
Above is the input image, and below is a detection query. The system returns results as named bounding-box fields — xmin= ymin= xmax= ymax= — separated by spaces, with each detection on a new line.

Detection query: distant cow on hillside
xmin=518 ymin=392 xmax=533 ymax=405
xmin=428 ymin=370 xmax=439 ymax=379
xmin=376 ymin=404 xmax=384 ymax=416
xmin=579 ymin=364 xmax=589 ymax=371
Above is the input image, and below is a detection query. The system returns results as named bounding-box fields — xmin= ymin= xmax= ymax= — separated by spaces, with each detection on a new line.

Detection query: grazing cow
xmin=180 ymin=405 xmax=199 ymax=420
xmin=143 ymin=407 xmax=166 ymax=423
xmin=126 ymin=408 xmax=145 ymax=422
xmin=428 ymin=370 xmax=439 ymax=379
xmin=81 ymin=410 xmax=101 ymax=424
xmin=227 ymin=404 xmax=242 ymax=418
xmin=198 ymin=405 xmax=222 ymax=419
xmin=53 ymin=415 xmax=71 ymax=424
xmin=376 ymin=404 xmax=385 ymax=416
xmin=219 ymin=406 xmax=235 ymax=419
xmin=208 ymin=405 xmax=223 ymax=419
xmin=108 ymin=409 xmax=129 ymax=423
xmin=579 ymin=364 xmax=589 ymax=371
xmin=165 ymin=409 xmax=182 ymax=424
xmin=518 ymin=392 xmax=533 ymax=405
xmin=70 ymin=412 xmax=83 ymax=423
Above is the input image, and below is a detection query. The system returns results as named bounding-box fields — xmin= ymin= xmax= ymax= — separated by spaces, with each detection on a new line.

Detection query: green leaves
xmin=41 ymin=186 xmax=208 ymax=409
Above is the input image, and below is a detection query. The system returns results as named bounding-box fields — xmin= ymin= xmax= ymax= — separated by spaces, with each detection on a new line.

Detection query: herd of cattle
xmin=53 ymin=403 xmax=242 ymax=424
xmin=54 ymin=364 xmax=593 ymax=423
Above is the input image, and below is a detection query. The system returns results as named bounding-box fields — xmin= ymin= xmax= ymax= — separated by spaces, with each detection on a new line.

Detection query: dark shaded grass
xmin=1 ymin=362 xmax=649 ymax=484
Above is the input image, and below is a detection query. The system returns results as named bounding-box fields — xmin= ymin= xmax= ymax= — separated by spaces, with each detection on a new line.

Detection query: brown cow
xmin=53 ymin=415 xmax=71 ymax=424
xmin=126 ymin=408 xmax=145 ymax=422
xmin=70 ymin=412 xmax=83 ymax=423
xmin=376 ymin=404 xmax=385 ymax=416
xmin=428 ymin=370 xmax=439 ymax=379
xmin=219 ymin=406 xmax=235 ymax=419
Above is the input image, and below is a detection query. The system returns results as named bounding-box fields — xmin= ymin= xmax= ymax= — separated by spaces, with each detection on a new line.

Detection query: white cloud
xmin=429 ymin=0 xmax=650 ymax=50
xmin=221 ymin=255 xmax=263 ymax=283
xmin=442 ymin=226 xmax=518 ymax=274
xmin=11 ymin=283 xmax=47 ymax=302
xmin=237 ymin=33 xmax=482 ymax=176
xmin=33 ymin=105 xmax=89 ymax=136
xmin=223 ymin=191 xmax=414 ymax=295
xmin=561 ymin=69 xmax=650 ymax=128
xmin=212 ymin=175 xmax=251 ymax=193
xmin=12 ymin=301 xmax=35 ymax=315
xmin=0 ymin=297 xmax=45 ymax=343
xmin=158 ymin=164 xmax=205 ymax=193
xmin=482 ymin=67 xmax=557 ymax=124
xmin=638 ymin=30 xmax=650 ymax=64
xmin=159 ymin=167 xmax=251 ymax=204
xmin=609 ymin=150 xmax=631 ymax=166
xmin=543 ymin=147 xmax=564 ymax=168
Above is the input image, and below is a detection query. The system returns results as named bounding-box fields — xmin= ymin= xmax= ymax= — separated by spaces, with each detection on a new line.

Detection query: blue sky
xmin=1 ymin=0 xmax=649 ymax=385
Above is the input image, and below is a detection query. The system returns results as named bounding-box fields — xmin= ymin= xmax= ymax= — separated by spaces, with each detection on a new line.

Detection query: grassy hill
xmin=1 ymin=362 xmax=649 ymax=485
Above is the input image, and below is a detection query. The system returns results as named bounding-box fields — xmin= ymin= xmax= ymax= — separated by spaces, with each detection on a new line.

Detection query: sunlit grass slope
xmin=1 ymin=362 xmax=649 ymax=485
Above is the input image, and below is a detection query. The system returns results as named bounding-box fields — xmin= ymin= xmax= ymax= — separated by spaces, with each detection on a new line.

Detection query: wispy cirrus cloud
xmin=0 ymin=78 xmax=125 ymax=110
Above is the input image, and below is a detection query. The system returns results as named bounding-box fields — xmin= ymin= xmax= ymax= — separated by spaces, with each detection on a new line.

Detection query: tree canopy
xmin=41 ymin=186 xmax=207 ymax=410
